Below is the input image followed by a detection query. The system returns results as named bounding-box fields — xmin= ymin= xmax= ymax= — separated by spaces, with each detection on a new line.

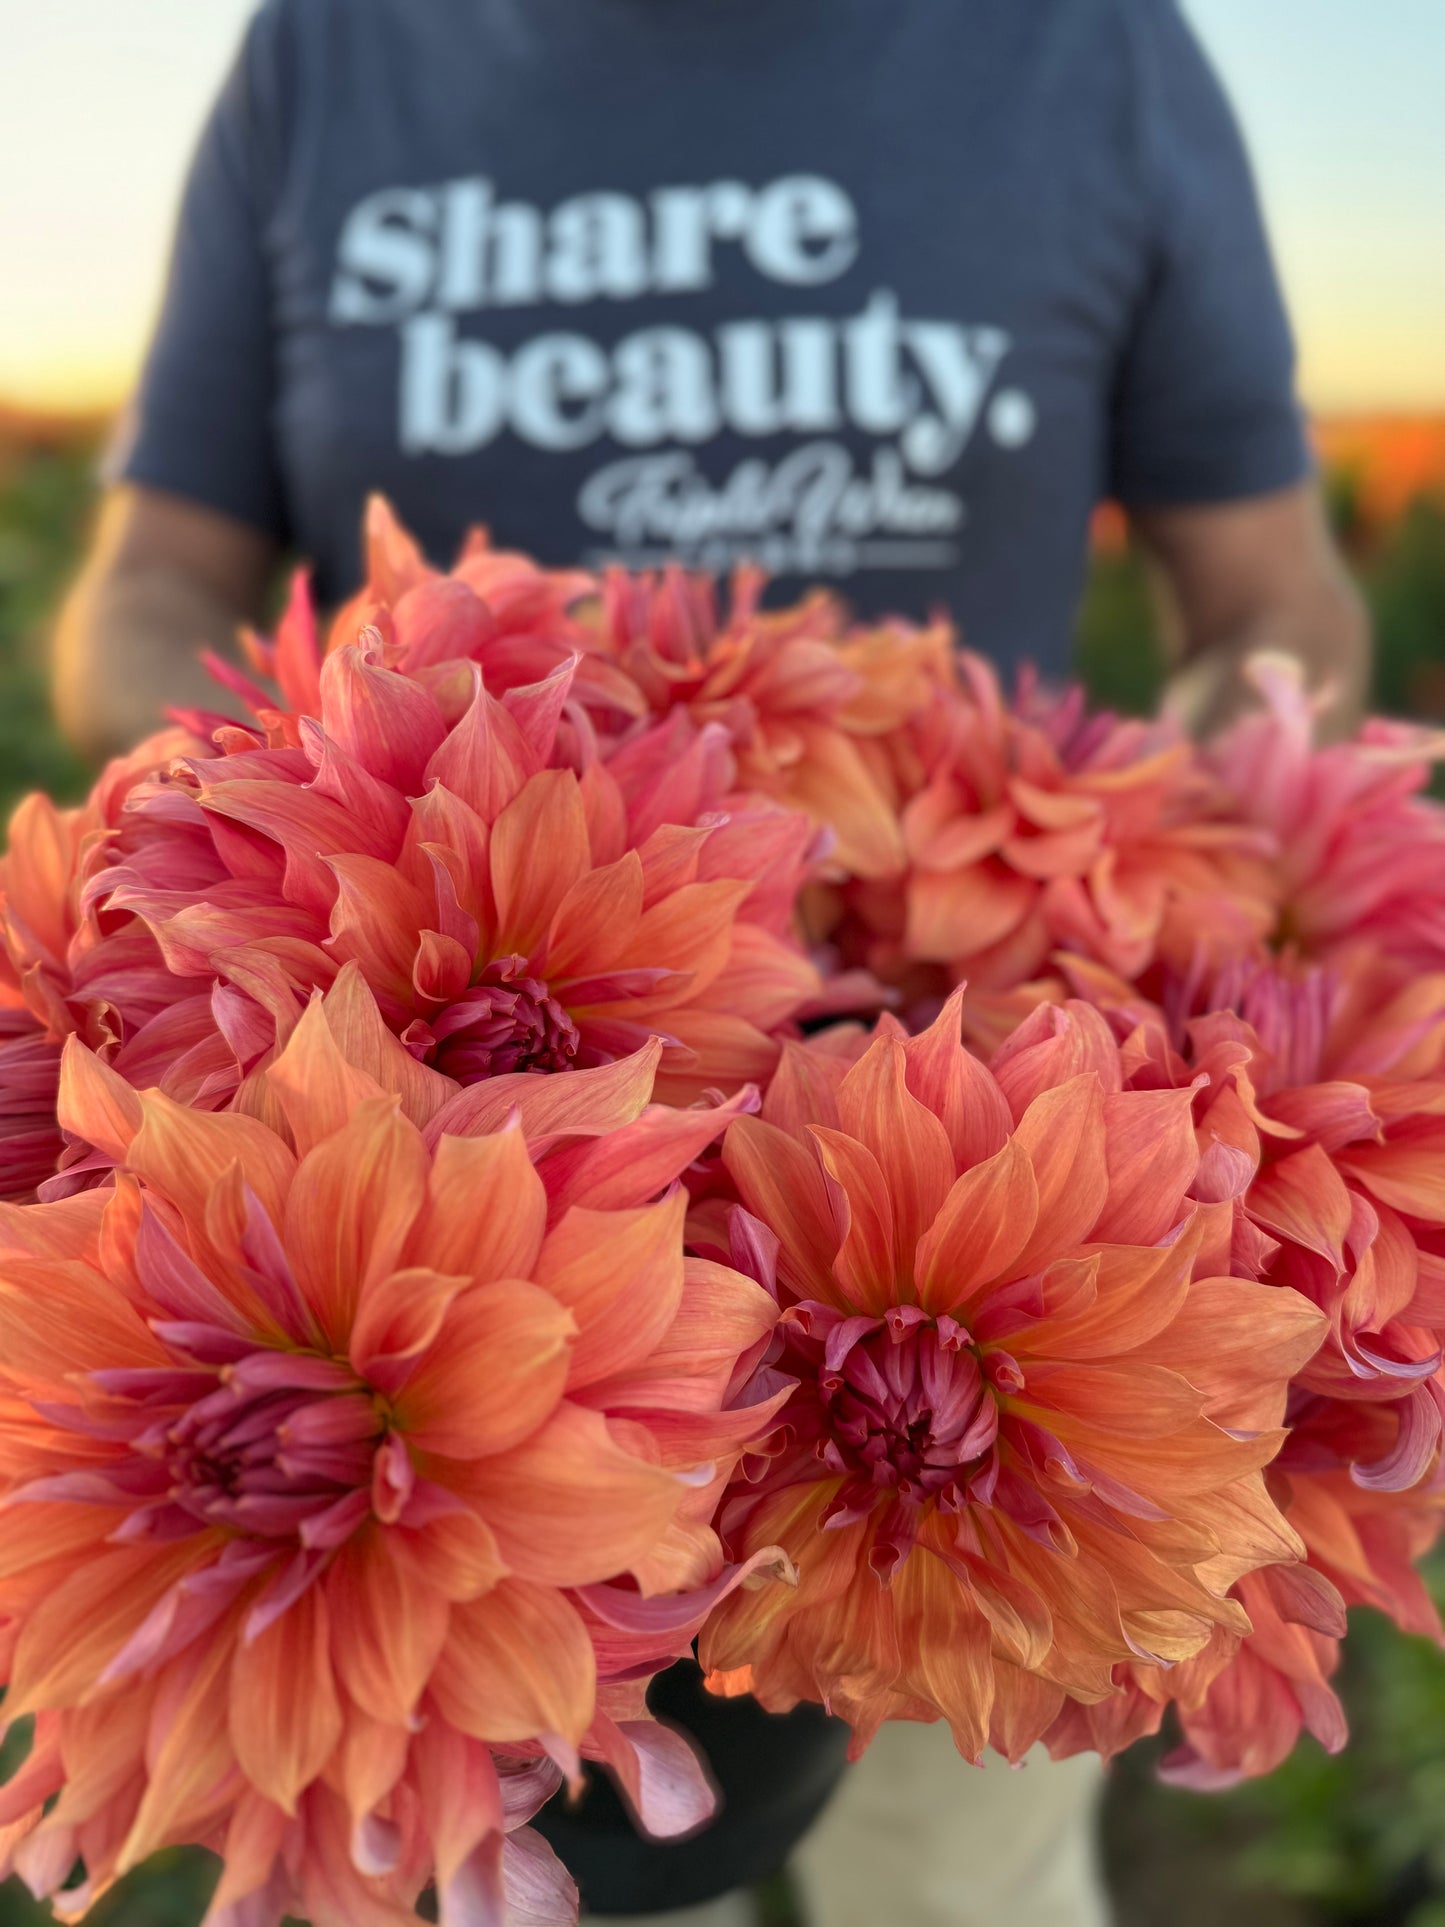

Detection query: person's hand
xmin=1134 ymin=479 xmax=1370 ymax=742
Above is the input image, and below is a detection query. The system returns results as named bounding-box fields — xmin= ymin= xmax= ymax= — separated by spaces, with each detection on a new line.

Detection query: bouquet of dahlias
xmin=1 ymin=498 xmax=1443 ymax=1925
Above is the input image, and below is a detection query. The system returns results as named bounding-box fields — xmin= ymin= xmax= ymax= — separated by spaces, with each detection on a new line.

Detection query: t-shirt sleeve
xmin=1107 ymin=0 xmax=1313 ymax=508
xmin=108 ymin=1 xmax=292 ymax=541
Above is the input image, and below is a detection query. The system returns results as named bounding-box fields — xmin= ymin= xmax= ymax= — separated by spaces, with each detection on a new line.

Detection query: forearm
xmin=52 ymin=565 xmax=252 ymax=763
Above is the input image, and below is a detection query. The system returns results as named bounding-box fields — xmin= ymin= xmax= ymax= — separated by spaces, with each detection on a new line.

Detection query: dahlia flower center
xmin=426 ymin=956 xmax=580 ymax=1081
xmin=817 ymin=1309 xmax=1006 ymax=1505
xmin=158 ymin=1371 xmax=387 ymax=1543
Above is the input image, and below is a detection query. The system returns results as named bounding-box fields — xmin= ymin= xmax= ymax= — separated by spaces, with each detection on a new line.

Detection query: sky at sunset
xmin=0 ymin=0 xmax=1441 ymax=414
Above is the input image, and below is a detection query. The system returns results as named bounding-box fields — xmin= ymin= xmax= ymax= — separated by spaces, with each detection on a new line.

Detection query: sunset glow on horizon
xmin=0 ymin=0 xmax=1441 ymax=416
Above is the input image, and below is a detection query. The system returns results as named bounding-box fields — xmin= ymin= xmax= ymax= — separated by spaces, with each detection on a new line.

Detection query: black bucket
xmin=531 ymin=1660 xmax=852 ymax=1915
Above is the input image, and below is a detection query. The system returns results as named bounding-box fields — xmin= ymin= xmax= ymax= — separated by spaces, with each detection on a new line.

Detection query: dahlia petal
xmin=135 ymin=1202 xmax=248 ymax=1331
xmin=1022 ymin=1235 xmax=1197 ymax=1363
xmin=725 ymin=1115 xmax=857 ymax=1310
xmin=318 ymin=643 xmax=448 ymax=792
xmin=424 ymin=1037 xmax=662 ymax=1149
xmin=900 ymin=986 xmax=1013 ymax=1169
xmin=536 ymin=1195 xmax=684 ymax=1389
xmin=991 ymin=1002 xmax=1123 ymax=1117
xmin=425 ymin=670 xmax=538 ymax=822
xmin=890 ymin=1546 xmax=995 ymax=1762
xmin=1006 ymin=1074 xmax=1109 ymax=1273
xmin=1351 ymin=1383 xmax=1442 ymax=1491
xmin=647 ymin=1256 xmax=780 ymax=1389
xmin=783 ymin=726 xmax=905 ymax=879
xmin=203 ymin=1788 xmax=291 ymax=1927
xmin=230 ymin=1580 xmax=343 ymax=1815
xmin=1339 ymin=1123 xmax=1445 ymax=1221
xmin=4 ymin=793 xmax=77 ymax=959
xmin=810 ymin=1126 xmax=901 ymax=1310
xmin=989 ymin=1662 xmax=1067 ymax=1765
xmin=0 ymin=1186 xmax=105 ymax=1262
xmin=453 ymin=1401 xmax=682 ymax=1588
xmin=1094 ymin=1086 xmax=1201 ymax=1245
xmin=836 ymin=1038 xmax=956 ymax=1277
xmin=906 ymin=864 xmax=1034 ymax=965
xmin=313 ymin=961 xmax=453 ymax=1128
xmin=348 ymin=1265 xmax=470 ymax=1394
xmin=586 ymin=1713 xmax=717 ymax=1840
xmin=543 ymin=852 xmax=646 ymax=981
xmin=193 ymin=777 xmax=374 ymax=918
xmin=54 ymin=1036 xmax=142 ymax=1165
xmin=946 ymin=1548 xmax=1052 ymax=1671
xmin=118 ymin=1636 xmax=237 ymax=1870
xmin=325 ymin=852 xmax=432 ymax=1003
xmin=389 ymin=1509 xmax=509 ymax=1606
xmin=1248 ymin=1141 xmax=1355 ymax=1268
xmin=393 ymin=1277 xmax=573 ymax=1458
xmin=283 ymin=1097 xmax=428 ymax=1346
xmin=393 ymin=574 xmax=494 ymax=672
xmin=491 ymin=771 xmax=591 ymax=956
xmin=432 ymin=1579 xmax=596 ymax=1747
xmin=410 ymin=1125 xmax=547 ymax=1287
xmin=622 ymin=880 xmax=754 ymax=992
xmin=914 ymin=1137 xmax=1039 ymax=1315
xmin=500 ymin=1827 xmax=580 ymax=1927
xmin=267 ymin=993 xmax=389 ymax=1157
xmin=0 ymin=1503 xmax=119 ymax=1583
xmin=1260 ymin=1560 xmax=1348 ymax=1638
xmin=648 ymin=1010 xmax=781 ymax=1102
xmin=302 ymin=720 xmax=415 ymax=857
xmin=542 ymin=1088 xmax=756 ymax=1218
xmin=501 ymin=656 xmax=583 ymax=766
xmin=0 ymin=1255 xmax=164 ymax=1377
xmin=1021 ymin=1360 xmax=1206 ymax=1437
xmin=327 ymin=1528 xmax=450 ymax=1726
xmin=128 ymin=1092 xmax=296 ymax=1269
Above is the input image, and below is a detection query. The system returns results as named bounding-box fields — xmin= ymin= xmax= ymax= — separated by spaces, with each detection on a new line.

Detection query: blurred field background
xmin=1 ymin=409 xmax=1445 ymax=1926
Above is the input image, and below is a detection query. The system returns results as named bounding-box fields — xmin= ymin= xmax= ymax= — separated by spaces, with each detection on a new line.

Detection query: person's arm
xmin=56 ymin=1 xmax=293 ymax=760
xmin=1106 ymin=3 xmax=1368 ymax=733
xmin=1135 ymin=479 xmax=1369 ymax=739
xmin=52 ymin=484 xmax=279 ymax=761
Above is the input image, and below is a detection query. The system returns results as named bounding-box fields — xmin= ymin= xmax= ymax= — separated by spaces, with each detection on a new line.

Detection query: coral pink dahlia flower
xmin=697 ymin=993 xmax=1326 ymax=1761
xmin=0 ymin=731 xmax=212 ymax=1202
xmin=107 ymin=638 xmax=820 ymax=1110
xmin=0 ymin=998 xmax=785 ymax=1926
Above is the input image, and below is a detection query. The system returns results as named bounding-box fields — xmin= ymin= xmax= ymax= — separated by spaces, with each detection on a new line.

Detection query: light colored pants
xmin=594 ymin=1723 xmax=1111 ymax=1927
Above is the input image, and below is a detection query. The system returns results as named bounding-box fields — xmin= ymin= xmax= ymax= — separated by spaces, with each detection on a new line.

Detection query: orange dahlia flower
xmin=814 ymin=655 xmax=1274 ymax=1036
xmin=1038 ymin=951 xmax=1445 ymax=1780
xmin=1066 ymin=951 xmax=1445 ymax=1484
xmin=697 ymin=992 xmax=1326 ymax=1761
xmin=225 ymin=496 xmax=625 ymax=730
xmin=107 ymin=636 xmax=820 ymax=1112
xmin=572 ymin=564 xmax=956 ymax=881
xmin=0 ymin=994 xmax=786 ymax=1925
xmin=1207 ymin=653 xmax=1445 ymax=974
xmin=0 ymin=731 xmax=217 ymax=1202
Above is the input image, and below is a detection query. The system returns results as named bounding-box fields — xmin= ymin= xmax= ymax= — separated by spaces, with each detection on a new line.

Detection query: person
xmin=52 ymin=3 xmax=1369 ymax=1922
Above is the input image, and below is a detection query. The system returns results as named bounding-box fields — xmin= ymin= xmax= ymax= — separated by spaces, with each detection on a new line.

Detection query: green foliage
xmin=1072 ymin=547 xmax=1169 ymax=715
xmin=1369 ymin=498 xmax=1445 ymax=723
xmin=0 ymin=446 xmax=98 ymax=825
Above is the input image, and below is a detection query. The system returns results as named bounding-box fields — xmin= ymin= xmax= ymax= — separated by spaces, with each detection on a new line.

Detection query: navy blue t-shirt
xmin=116 ymin=0 xmax=1310 ymax=673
